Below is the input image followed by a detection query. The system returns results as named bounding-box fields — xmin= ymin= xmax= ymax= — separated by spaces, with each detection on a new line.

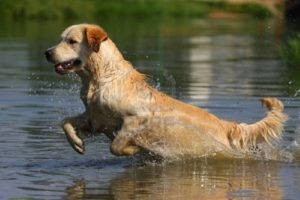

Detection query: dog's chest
xmin=87 ymin=102 xmax=122 ymax=132
xmin=84 ymin=88 xmax=122 ymax=132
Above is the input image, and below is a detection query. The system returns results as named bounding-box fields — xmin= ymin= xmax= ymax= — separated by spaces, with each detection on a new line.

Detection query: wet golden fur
xmin=45 ymin=24 xmax=288 ymax=159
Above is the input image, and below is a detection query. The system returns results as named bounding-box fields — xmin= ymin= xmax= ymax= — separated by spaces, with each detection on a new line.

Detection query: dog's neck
xmin=77 ymin=39 xmax=133 ymax=85
xmin=76 ymin=38 xmax=145 ymax=108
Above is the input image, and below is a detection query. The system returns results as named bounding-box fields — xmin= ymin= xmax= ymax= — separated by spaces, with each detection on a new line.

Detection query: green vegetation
xmin=94 ymin=0 xmax=209 ymax=18
xmin=0 ymin=0 xmax=95 ymax=21
xmin=0 ymin=0 xmax=273 ymax=21
xmin=280 ymin=34 xmax=300 ymax=67
xmin=280 ymin=34 xmax=300 ymax=96
xmin=211 ymin=2 xmax=272 ymax=18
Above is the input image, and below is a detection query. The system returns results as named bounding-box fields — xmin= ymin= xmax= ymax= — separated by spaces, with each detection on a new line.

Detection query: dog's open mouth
xmin=55 ymin=59 xmax=82 ymax=74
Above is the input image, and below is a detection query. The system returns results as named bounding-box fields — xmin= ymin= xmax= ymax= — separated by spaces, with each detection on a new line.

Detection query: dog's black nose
xmin=45 ymin=49 xmax=53 ymax=61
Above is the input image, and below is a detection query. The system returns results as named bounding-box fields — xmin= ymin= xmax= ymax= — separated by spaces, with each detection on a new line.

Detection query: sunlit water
xmin=1 ymin=18 xmax=300 ymax=199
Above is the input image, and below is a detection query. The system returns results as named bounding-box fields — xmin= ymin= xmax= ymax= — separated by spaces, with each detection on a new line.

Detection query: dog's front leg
xmin=62 ymin=113 xmax=90 ymax=154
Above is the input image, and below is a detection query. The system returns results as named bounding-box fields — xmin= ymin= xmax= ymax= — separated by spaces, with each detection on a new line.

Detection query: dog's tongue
xmin=55 ymin=64 xmax=65 ymax=74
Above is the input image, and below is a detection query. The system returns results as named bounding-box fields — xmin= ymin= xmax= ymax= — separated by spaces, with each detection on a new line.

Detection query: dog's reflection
xmin=65 ymin=180 xmax=86 ymax=200
xmin=63 ymin=160 xmax=282 ymax=200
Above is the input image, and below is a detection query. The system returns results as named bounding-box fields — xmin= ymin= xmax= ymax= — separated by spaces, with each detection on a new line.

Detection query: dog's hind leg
xmin=110 ymin=130 xmax=141 ymax=156
xmin=110 ymin=116 xmax=168 ymax=156
xmin=109 ymin=116 xmax=150 ymax=156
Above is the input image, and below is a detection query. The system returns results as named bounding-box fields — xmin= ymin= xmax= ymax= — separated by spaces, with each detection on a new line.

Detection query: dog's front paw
xmin=63 ymin=123 xmax=86 ymax=154
xmin=66 ymin=134 xmax=85 ymax=154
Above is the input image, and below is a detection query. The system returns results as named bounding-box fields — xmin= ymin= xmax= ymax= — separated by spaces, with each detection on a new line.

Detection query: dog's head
xmin=45 ymin=24 xmax=108 ymax=74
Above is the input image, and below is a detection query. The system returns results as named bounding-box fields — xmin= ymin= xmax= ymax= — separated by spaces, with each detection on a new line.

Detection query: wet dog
xmin=45 ymin=24 xmax=288 ymax=159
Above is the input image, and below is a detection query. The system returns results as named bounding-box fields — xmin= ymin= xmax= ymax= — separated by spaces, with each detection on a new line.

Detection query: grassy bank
xmin=280 ymin=34 xmax=300 ymax=67
xmin=280 ymin=35 xmax=300 ymax=96
xmin=0 ymin=0 xmax=273 ymax=21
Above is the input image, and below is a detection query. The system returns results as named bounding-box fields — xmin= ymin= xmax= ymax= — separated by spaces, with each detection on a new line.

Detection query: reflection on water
xmin=73 ymin=160 xmax=283 ymax=200
xmin=1 ymin=18 xmax=300 ymax=199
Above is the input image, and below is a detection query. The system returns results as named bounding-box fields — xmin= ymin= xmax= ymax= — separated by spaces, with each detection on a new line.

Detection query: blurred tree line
xmin=0 ymin=0 xmax=272 ymax=21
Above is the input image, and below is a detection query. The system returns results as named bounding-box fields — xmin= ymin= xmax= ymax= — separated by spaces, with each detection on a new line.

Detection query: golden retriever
xmin=45 ymin=24 xmax=288 ymax=159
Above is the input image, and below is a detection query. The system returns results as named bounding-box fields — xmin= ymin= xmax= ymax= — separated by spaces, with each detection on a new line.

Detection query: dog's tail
xmin=227 ymin=98 xmax=288 ymax=149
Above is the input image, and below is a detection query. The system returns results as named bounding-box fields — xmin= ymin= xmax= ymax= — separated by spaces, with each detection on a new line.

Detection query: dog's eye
xmin=68 ymin=39 xmax=77 ymax=44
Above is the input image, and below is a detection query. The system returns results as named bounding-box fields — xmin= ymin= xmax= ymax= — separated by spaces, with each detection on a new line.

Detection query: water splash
xmin=155 ymin=78 xmax=161 ymax=90
xmin=136 ymin=131 xmax=295 ymax=162
xmin=294 ymin=89 xmax=300 ymax=97
xmin=163 ymin=70 xmax=176 ymax=96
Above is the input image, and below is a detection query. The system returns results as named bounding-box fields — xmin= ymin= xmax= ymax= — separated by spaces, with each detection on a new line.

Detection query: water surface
xmin=1 ymin=18 xmax=300 ymax=199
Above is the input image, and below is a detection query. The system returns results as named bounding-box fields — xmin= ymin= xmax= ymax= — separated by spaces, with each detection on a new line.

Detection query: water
xmin=1 ymin=18 xmax=300 ymax=199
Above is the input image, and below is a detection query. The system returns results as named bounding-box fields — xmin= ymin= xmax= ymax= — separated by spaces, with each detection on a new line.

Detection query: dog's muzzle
xmin=44 ymin=48 xmax=82 ymax=75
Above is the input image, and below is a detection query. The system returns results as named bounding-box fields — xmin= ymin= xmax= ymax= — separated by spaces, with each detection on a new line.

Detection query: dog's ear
xmin=85 ymin=26 xmax=108 ymax=52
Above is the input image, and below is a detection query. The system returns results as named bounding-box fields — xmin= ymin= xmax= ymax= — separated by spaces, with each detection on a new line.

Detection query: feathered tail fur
xmin=227 ymin=98 xmax=288 ymax=150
